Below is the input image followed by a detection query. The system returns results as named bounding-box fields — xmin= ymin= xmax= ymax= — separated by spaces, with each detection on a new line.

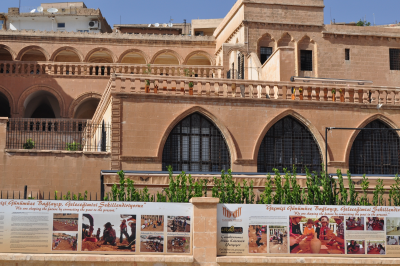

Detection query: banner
xmin=217 ymin=204 xmax=400 ymax=257
xmin=0 ymin=200 xmax=192 ymax=255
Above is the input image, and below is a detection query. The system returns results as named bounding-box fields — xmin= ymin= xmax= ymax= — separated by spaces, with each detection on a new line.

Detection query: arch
xmin=345 ymin=115 xmax=400 ymax=174
xmin=16 ymin=45 xmax=50 ymax=61
xmin=0 ymin=44 xmax=16 ymax=61
xmin=68 ymin=92 xmax=102 ymax=118
xmin=50 ymin=46 xmax=84 ymax=62
xmin=254 ymin=109 xmax=326 ymax=173
xmin=183 ymin=50 xmax=214 ymax=65
xmin=277 ymin=32 xmax=294 ymax=47
xmin=84 ymin=47 xmax=117 ymax=63
xmin=150 ymin=49 xmax=183 ymax=65
xmin=158 ymin=106 xmax=237 ymax=166
xmin=257 ymin=33 xmax=276 ymax=65
xmin=161 ymin=111 xmax=231 ymax=172
xmin=18 ymin=85 xmax=65 ymax=118
xmin=118 ymin=49 xmax=149 ymax=64
xmin=0 ymin=86 xmax=15 ymax=116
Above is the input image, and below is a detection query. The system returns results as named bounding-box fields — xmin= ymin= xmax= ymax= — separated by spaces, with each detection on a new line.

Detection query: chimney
xmin=8 ymin=7 xmax=20 ymax=15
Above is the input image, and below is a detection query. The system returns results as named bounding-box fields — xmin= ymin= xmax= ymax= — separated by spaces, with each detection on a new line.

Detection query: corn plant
xmin=272 ymin=169 xmax=283 ymax=204
xmin=337 ymin=170 xmax=348 ymax=205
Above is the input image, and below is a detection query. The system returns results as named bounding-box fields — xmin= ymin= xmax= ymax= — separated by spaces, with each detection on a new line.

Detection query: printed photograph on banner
xmin=269 ymin=226 xmax=288 ymax=254
xmin=81 ymin=214 xmax=136 ymax=252
xmin=367 ymin=240 xmax=386 ymax=255
xmin=387 ymin=236 xmax=399 ymax=245
xmin=52 ymin=232 xmax=78 ymax=251
xmin=366 ymin=217 xmax=385 ymax=231
xmin=141 ymin=215 xmax=164 ymax=232
xmin=386 ymin=218 xmax=400 ymax=235
xmin=248 ymin=225 xmax=268 ymax=253
xmin=53 ymin=213 xmax=78 ymax=231
xmin=166 ymin=236 xmax=190 ymax=253
xmin=346 ymin=240 xmax=365 ymax=255
xmin=167 ymin=216 xmax=190 ymax=233
xmin=140 ymin=235 xmax=164 ymax=253
xmin=289 ymin=215 xmax=345 ymax=254
xmin=345 ymin=217 xmax=365 ymax=231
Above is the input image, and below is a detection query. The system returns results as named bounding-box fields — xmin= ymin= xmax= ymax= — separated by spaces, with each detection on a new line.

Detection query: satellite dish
xmin=162 ymin=23 xmax=167 ymax=27
xmin=37 ymin=6 xmax=44 ymax=12
xmin=168 ymin=23 xmax=173 ymax=27
xmin=148 ymin=24 xmax=151 ymax=27
xmin=30 ymin=9 xmax=36 ymax=13
xmin=47 ymin=8 xmax=58 ymax=13
xmin=154 ymin=23 xmax=160 ymax=27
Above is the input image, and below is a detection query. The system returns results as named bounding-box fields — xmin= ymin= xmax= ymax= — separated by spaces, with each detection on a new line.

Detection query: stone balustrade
xmin=0 ymin=61 xmax=223 ymax=78
xmin=110 ymin=74 xmax=400 ymax=105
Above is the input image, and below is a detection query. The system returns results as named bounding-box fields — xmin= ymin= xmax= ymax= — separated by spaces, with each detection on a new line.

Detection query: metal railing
xmin=6 ymin=118 xmax=111 ymax=152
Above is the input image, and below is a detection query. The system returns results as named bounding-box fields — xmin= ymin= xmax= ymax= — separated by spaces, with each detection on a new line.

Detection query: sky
xmin=0 ymin=0 xmax=398 ymax=27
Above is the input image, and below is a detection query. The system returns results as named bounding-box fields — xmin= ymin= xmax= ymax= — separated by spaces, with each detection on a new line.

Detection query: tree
xmin=356 ymin=19 xmax=371 ymax=26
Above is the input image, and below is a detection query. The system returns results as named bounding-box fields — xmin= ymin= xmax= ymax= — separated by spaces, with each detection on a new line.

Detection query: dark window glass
xmin=349 ymin=120 xmax=400 ymax=175
xmin=162 ymin=112 xmax=230 ymax=172
xmin=300 ymin=50 xmax=313 ymax=71
xmin=257 ymin=116 xmax=322 ymax=173
xmin=57 ymin=23 xmax=65 ymax=28
xmin=260 ymin=47 xmax=273 ymax=64
xmin=345 ymin=49 xmax=350 ymax=61
xmin=390 ymin=49 xmax=400 ymax=70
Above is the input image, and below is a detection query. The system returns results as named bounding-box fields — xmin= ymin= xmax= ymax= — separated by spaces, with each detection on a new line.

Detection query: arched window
xmin=257 ymin=116 xmax=322 ymax=173
xmin=162 ymin=112 xmax=230 ymax=172
xmin=349 ymin=120 xmax=400 ymax=174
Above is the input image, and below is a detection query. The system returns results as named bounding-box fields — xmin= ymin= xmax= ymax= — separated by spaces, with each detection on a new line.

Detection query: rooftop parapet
xmin=0 ymin=29 xmax=215 ymax=42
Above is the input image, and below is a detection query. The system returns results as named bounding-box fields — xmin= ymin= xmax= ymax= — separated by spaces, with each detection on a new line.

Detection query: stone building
xmin=0 ymin=0 xmax=400 ymax=196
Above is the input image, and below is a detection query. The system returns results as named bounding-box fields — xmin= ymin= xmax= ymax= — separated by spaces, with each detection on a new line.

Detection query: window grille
xmin=300 ymin=50 xmax=313 ymax=71
xmin=390 ymin=49 xmax=400 ymax=70
xmin=345 ymin=49 xmax=350 ymax=61
xmin=260 ymin=47 xmax=273 ymax=64
xmin=349 ymin=120 xmax=400 ymax=174
xmin=162 ymin=112 xmax=231 ymax=172
xmin=257 ymin=116 xmax=322 ymax=173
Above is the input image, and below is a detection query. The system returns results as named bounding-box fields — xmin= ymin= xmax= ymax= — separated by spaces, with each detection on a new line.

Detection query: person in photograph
xmin=289 ymin=216 xmax=304 ymax=251
xmin=319 ymin=216 xmax=330 ymax=240
xmin=330 ymin=216 xmax=345 ymax=246
xmin=128 ymin=218 xmax=136 ymax=243
xmin=379 ymin=244 xmax=385 ymax=254
xmin=256 ymin=226 xmax=264 ymax=247
xmin=120 ymin=219 xmax=130 ymax=243
xmin=315 ymin=220 xmax=321 ymax=238
xmin=347 ymin=240 xmax=360 ymax=254
xmin=96 ymin=228 xmax=100 ymax=241
xmin=102 ymin=222 xmax=117 ymax=246
xmin=303 ymin=219 xmax=315 ymax=240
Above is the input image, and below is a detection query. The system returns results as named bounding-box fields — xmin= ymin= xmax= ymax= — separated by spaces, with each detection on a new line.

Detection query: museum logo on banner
xmin=222 ymin=207 xmax=242 ymax=222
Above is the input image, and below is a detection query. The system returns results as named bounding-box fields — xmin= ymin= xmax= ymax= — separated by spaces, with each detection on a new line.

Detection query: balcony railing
xmin=6 ymin=118 xmax=111 ymax=152
xmin=107 ymin=74 xmax=400 ymax=105
xmin=0 ymin=61 xmax=224 ymax=78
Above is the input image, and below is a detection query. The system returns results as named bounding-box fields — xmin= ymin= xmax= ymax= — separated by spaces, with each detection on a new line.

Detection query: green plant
xmin=54 ymin=190 xmax=58 ymax=200
xmin=337 ymin=169 xmax=348 ymax=205
xmin=66 ymin=142 xmax=81 ymax=151
xmin=23 ymin=138 xmax=35 ymax=149
xmin=188 ymin=81 xmax=194 ymax=88
xmin=347 ymin=171 xmax=359 ymax=206
xmin=117 ymin=170 xmax=126 ymax=201
xmin=356 ymin=19 xmax=371 ymax=26
xmin=359 ymin=175 xmax=370 ymax=206
xmin=259 ymin=174 xmax=273 ymax=204
xmin=372 ymin=179 xmax=385 ymax=206
xmin=389 ymin=174 xmax=400 ymax=206
xmin=331 ymin=88 xmax=336 ymax=94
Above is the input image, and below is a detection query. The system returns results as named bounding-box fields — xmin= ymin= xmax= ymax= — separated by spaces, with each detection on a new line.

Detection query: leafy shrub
xmin=23 ymin=138 xmax=35 ymax=149
xmin=66 ymin=142 xmax=82 ymax=151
